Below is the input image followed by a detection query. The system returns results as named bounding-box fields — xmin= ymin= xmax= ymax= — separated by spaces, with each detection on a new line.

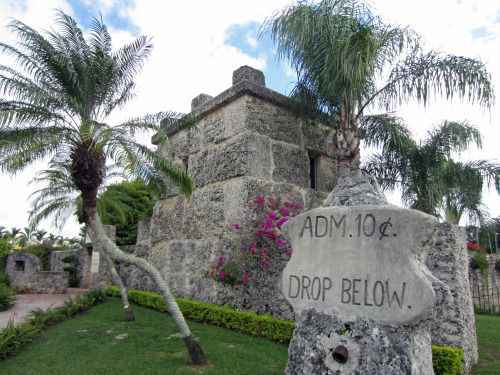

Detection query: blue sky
xmin=0 ymin=0 xmax=499 ymax=237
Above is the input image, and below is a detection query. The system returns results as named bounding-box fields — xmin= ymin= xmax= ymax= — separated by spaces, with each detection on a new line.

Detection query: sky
xmin=0 ymin=0 xmax=499 ymax=238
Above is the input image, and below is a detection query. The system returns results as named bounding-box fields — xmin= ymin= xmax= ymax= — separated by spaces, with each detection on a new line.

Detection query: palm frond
xmin=383 ymin=51 xmax=494 ymax=110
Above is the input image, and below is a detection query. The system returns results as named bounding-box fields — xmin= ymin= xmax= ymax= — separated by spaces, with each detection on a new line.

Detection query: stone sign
xmin=282 ymin=205 xmax=439 ymax=325
xmin=90 ymin=251 xmax=100 ymax=273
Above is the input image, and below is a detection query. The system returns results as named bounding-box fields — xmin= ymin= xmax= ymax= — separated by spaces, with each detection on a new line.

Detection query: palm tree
xmin=33 ymin=229 xmax=47 ymax=242
xmin=0 ymin=11 xmax=206 ymax=365
xmin=263 ymin=0 xmax=494 ymax=176
xmin=6 ymin=227 xmax=21 ymax=244
xmin=362 ymin=119 xmax=500 ymax=218
xmin=29 ymin=158 xmax=139 ymax=321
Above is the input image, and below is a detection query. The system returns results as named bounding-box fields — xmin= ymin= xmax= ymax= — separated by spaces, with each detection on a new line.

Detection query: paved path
xmin=0 ymin=288 xmax=89 ymax=329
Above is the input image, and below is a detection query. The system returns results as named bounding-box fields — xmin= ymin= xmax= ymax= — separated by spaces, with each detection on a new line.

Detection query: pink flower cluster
xmin=207 ymin=196 xmax=303 ymax=287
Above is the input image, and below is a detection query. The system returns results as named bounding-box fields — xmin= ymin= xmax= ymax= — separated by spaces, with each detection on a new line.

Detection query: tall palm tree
xmin=0 ymin=11 xmax=206 ymax=364
xmin=362 ymin=119 xmax=500 ymax=218
xmin=263 ymin=0 xmax=494 ymax=176
xmin=29 ymin=158 xmax=140 ymax=321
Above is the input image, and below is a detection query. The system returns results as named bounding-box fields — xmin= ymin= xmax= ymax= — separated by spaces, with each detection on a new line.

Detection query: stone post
xmin=281 ymin=171 xmax=450 ymax=374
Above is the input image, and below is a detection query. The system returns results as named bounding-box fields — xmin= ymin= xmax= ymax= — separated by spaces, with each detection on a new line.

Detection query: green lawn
xmin=472 ymin=314 xmax=500 ymax=375
xmin=0 ymin=298 xmax=288 ymax=374
xmin=0 ymin=298 xmax=498 ymax=374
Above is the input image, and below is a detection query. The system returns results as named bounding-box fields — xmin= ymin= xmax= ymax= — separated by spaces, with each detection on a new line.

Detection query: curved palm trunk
xmin=86 ymin=207 xmax=207 ymax=365
xmin=102 ymin=251 xmax=136 ymax=322
xmin=86 ymin=224 xmax=135 ymax=321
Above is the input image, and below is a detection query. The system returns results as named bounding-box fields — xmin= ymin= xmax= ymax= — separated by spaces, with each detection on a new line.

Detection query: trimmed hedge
xmin=107 ymin=287 xmax=465 ymax=373
xmin=107 ymin=286 xmax=295 ymax=343
xmin=432 ymin=345 xmax=464 ymax=375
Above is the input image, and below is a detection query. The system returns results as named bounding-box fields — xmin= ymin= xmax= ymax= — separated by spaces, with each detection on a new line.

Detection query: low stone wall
xmin=5 ymin=252 xmax=69 ymax=294
xmin=468 ymin=252 xmax=500 ymax=287
xmin=50 ymin=250 xmax=79 ymax=272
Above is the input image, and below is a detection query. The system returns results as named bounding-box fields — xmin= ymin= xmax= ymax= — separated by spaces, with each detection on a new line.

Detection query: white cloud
xmin=1 ymin=0 xmax=499 ymax=236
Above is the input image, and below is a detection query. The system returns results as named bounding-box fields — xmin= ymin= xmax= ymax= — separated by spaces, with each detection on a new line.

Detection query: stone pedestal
xmin=281 ymin=171 xmax=450 ymax=374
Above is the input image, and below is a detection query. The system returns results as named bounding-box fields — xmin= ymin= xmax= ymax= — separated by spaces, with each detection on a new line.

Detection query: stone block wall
xmin=426 ymin=223 xmax=478 ymax=374
xmin=5 ymin=252 xmax=69 ymax=294
xmin=121 ymin=66 xmax=338 ymax=319
xmin=50 ymin=250 xmax=79 ymax=272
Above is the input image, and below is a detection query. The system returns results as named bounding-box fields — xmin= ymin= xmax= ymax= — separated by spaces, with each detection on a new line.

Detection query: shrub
xmin=0 ymin=272 xmax=10 ymax=287
xmin=432 ymin=345 xmax=464 ymax=375
xmin=470 ymin=254 xmax=489 ymax=274
xmin=62 ymin=254 xmax=79 ymax=287
xmin=61 ymin=254 xmax=76 ymax=263
xmin=0 ymin=284 xmax=16 ymax=311
xmin=0 ymin=319 xmax=39 ymax=359
xmin=0 ymin=238 xmax=11 ymax=271
xmin=206 ymin=197 xmax=303 ymax=287
xmin=22 ymin=245 xmax=53 ymax=270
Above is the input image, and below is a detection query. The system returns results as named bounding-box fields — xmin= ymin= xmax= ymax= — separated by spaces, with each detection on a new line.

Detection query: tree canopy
xmin=99 ymin=179 xmax=154 ymax=246
xmin=0 ymin=10 xmax=206 ymax=364
xmin=263 ymin=0 xmax=494 ymax=175
xmin=362 ymin=119 xmax=500 ymax=219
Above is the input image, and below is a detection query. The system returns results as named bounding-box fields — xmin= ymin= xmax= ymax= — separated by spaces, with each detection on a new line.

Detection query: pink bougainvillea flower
xmin=220 ymin=271 xmax=226 ymax=278
xmin=276 ymin=219 xmax=288 ymax=228
xmin=249 ymin=245 xmax=257 ymax=252
xmin=232 ymin=223 xmax=242 ymax=230
xmin=261 ymin=259 xmax=267 ymax=266
xmin=263 ymin=280 xmax=269 ymax=286
xmin=285 ymin=252 xmax=291 ymax=257
xmin=265 ymin=220 xmax=273 ymax=229
xmin=210 ymin=270 xmax=214 ymax=276
xmin=280 ymin=208 xmax=291 ymax=217
xmin=243 ymin=277 xmax=249 ymax=284
xmin=219 ymin=256 xmax=225 ymax=262
xmin=276 ymin=240 xmax=287 ymax=247
xmin=266 ymin=231 xmax=276 ymax=240
xmin=267 ymin=213 xmax=277 ymax=220
xmin=263 ymin=248 xmax=268 ymax=255
xmin=216 ymin=265 xmax=220 ymax=270
xmin=255 ymin=197 xmax=265 ymax=205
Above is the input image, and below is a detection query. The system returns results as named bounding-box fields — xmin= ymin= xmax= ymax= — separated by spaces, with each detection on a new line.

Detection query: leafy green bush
xmin=0 ymin=319 xmax=40 ymax=359
xmin=0 ymin=238 xmax=11 ymax=271
xmin=432 ymin=345 xmax=464 ymax=375
xmin=61 ymin=254 xmax=76 ymax=263
xmin=0 ymin=272 xmax=10 ymax=287
xmin=99 ymin=179 xmax=155 ymax=246
xmin=62 ymin=254 xmax=79 ymax=287
xmin=0 ymin=284 xmax=16 ymax=311
xmin=23 ymin=244 xmax=53 ymax=270
xmin=470 ymin=254 xmax=490 ymax=274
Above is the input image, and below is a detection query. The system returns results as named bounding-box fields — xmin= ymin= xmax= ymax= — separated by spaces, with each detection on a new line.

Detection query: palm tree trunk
xmin=86 ymin=207 xmax=208 ymax=366
xmin=102 ymin=251 xmax=136 ymax=322
xmin=86 ymin=224 xmax=136 ymax=321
